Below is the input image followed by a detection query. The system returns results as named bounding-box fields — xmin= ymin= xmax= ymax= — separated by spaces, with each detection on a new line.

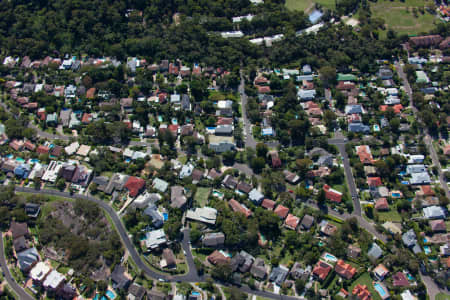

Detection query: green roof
xmin=337 ymin=73 xmax=357 ymax=81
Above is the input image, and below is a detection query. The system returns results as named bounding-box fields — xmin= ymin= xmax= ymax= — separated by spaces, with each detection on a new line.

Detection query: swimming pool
xmin=163 ymin=212 xmax=168 ymax=221
xmin=407 ymin=273 xmax=414 ymax=281
xmin=171 ymin=118 xmax=178 ymax=125
xmin=16 ymin=157 xmax=25 ymax=163
xmin=157 ymin=116 xmax=163 ymax=122
xmin=322 ymin=252 xmax=337 ymax=263
xmin=373 ymin=124 xmax=380 ymax=132
xmin=93 ymin=294 xmax=99 ymax=300
xmin=191 ymin=292 xmax=201 ymax=296
xmin=212 ymin=190 xmax=224 ymax=199
xmin=30 ymin=159 xmax=39 ymax=163
xmin=374 ymin=283 xmax=387 ymax=297
xmin=106 ymin=290 xmax=116 ymax=299
xmin=423 ymin=237 xmax=428 ymax=243
xmin=391 ymin=192 xmax=401 ymax=197
xmin=424 ymin=246 xmax=431 ymax=255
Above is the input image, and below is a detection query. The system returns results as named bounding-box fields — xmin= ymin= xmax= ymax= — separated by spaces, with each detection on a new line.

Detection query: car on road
xmin=158 ymin=278 xmax=166 ymax=282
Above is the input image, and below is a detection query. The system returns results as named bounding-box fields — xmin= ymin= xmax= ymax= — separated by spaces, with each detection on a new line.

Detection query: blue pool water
xmin=323 ymin=253 xmax=337 ymax=262
xmin=6 ymin=154 xmax=13 ymax=159
xmin=171 ymin=118 xmax=178 ymax=125
xmin=94 ymin=294 xmax=99 ymax=300
xmin=424 ymin=246 xmax=431 ymax=254
xmin=163 ymin=213 xmax=168 ymax=221
xmin=407 ymin=273 xmax=415 ymax=281
xmin=374 ymin=283 xmax=387 ymax=297
xmin=16 ymin=157 xmax=25 ymax=163
xmin=423 ymin=237 xmax=428 ymax=243
xmin=206 ymin=127 xmax=216 ymax=130
xmin=401 ymin=181 xmax=409 ymax=185
xmin=30 ymin=159 xmax=39 ymax=163
xmin=192 ymin=292 xmax=201 ymax=296
xmin=157 ymin=116 xmax=163 ymax=122
xmin=106 ymin=290 xmax=116 ymax=299
xmin=101 ymin=297 xmax=107 ymax=300
xmin=392 ymin=192 xmax=401 ymax=197
xmin=373 ymin=124 xmax=380 ymax=132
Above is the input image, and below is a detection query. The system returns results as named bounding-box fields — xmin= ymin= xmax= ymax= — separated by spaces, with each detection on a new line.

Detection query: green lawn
xmin=349 ymin=273 xmax=382 ymax=300
xmin=194 ymin=187 xmax=211 ymax=206
xmin=376 ymin=208 xmax=402 ymax=222
xmin=286 ymin=0 xmax=335 ymax=12
xmin=369 ymin=0 xmax=438 ymax=36
xmin=436 ymin=293 xmax=450 ymax=300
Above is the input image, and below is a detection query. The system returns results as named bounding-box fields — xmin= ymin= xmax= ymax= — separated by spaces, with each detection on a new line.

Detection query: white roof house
xmin=186 ymin=207 xmax=218 ymax=225
xmin=423 ymin=206 xmax=446 ymax=219
xmin=406 ymin=164 xmax=426 ymax=174
xmin=401 ymin=290 xmax=417 ymax=300
xmin=145 ymin=229 xmax=167 ymax=250
xmin=179 ymin=163 xmax=194 ymax=179
xmin=65 ymin=142 xmax=80 ymax=156
xmin=42 ymin=161 xmax=63 ymax=183
xmin=410 ymin=172 xmax=431 ymax=185
xmin=232 ymin=15 xmax=254 ymax=23
xmin=43 ymin=270 xmax=65 ymax=290
xmin=217 ymin=100 xmax=233 ymax=109
xmin=249 ymin=189 xmax=264 ymax=204
xmin=153 ymin=178 xmax=169 ymax=193
xmin=30 ymin=262 xmax=51 ymax=282
xmin=220 ymin=31 xmax=244 ymax=38
xmin=132 ymin=192 xmax=161 ymax=209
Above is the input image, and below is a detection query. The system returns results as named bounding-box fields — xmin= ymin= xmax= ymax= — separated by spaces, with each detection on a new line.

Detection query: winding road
xmin=11 ymin=187 xmax=302 ymax=300
xmin=0 ymin=232 xmax=34 ymax=300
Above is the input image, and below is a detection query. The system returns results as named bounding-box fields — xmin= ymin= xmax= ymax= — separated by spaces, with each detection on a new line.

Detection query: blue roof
xmin=308 ymin=10 xmax=323 ymax=24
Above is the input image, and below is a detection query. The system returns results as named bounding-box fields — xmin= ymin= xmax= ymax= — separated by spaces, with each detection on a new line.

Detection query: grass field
xmin=349 ymin=273 xmax=382 ymax=300
xmin=194 ymin=187 xmax=211 ymax=206
xmin=367 ymin=0 xmax=438 ymax=37
xmin=377 ymin=208 xmax=402 ymax=222
xmin=286 ymin=0 xmax=335 ymax=12
xmin=436 ymin=293 xmax=450 ymax=300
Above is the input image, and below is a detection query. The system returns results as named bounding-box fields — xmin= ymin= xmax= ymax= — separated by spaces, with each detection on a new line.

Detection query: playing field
xmin=370 ymin=0 xmax=437 ymax=36
xmin=285 ymin=0 xmax=335 ymax=12
xmin=286 ymin=0 xmax=438 ymax=36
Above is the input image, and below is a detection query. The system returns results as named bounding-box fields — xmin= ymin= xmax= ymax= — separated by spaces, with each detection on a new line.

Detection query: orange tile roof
xmin=335 ymin=259 xmax=357 ymax=279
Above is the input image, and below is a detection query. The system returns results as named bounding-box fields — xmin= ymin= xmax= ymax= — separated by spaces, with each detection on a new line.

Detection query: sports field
xmin=285 ymin=0 xmax=335 ymax=12
xmin=370 ymin=0 xmax=437 ymax=36
xmin=286 ymin=0 xmax=438 ymax=36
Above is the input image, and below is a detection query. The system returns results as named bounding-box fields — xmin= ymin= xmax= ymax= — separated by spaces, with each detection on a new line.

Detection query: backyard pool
xmin=15 ymin=157 xmax=25 ymax=163
xmin=374 ymin=283 xmax=387 ymax=298
xmin=423 ymin=237 xmax=428 ymax=243
xmin=163 ymin=212 xmax=168 ymax=221
xmin=106 ymin=290 xmax=116 ymax=300
xmin=322 ymin=252 xmax=337 ymax=263
xmin=93 ymin=294 xmax=99 ymax=300
xmin=212 ymin=190 xmax=224 ymax=199
xmin=424 ymin=246 xmax=431 ymax=255
xmin=30 ymin=159 xmax=39 ymax=163
xmin=407 ymin=273 xmax=415 ymax=281
xmin=373 ymin=124 xmax=380 ymax=132
xmin=391 ymin=192 xmax=402 ymax=197
xmin=157 ymin=115 xmax=163 ymax=122
xmin=191 ymin=292 xmax=201 ymax=296
xmin=171 ymin=118 xmax=178 ymax=125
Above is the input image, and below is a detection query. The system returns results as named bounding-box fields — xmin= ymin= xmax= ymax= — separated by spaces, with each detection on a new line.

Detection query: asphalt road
xmin=13 ymin=187 xmax=307 ymax=300
xmin=395 ymin=62 xmax=450 ymax=199
xmin=328 ymin=133 xmax=362 ymax=216
xmin=0 ymin=231 xmax=34 ymax=300
xmin=239 ymin=72 xmax=257 ymax=149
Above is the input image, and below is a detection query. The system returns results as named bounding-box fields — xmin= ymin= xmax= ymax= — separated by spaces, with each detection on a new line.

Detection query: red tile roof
xmin=257 ymin=85 xmax=271 ymax=93
xmin=261 ymin=199 xmax=276 ymax=210
xmin=335 ymin=259 xmax=357 ymax=280
xmin=23 ymin=141 xmax=36 ymax=151
xmin=81 ymin=113 xmax=92 ymax=124
xmin=284 ymin=214 xmax=299 ymax=230
xmin=392 ymin=272 xmax=409 ymax=287
xmin=357 ymin=146 xmax=374 ymax=164
xmin=207 ymin=250 xmax=230 ymax=265
xmin=420 ymin=185 xmax=435 ymax=196
xmin=375 ymin=198 xmax=389 ymax=211
xmin=367 ymin=177 xmax=382 ymax=187
xmin=352 ymin=284 xmax=371 ymax=300
xmin=323 ymin=184 xmax=342 ymax=203
xmin=36 ymin=145 xmax=50 ymax=154
xmin=430 ymin=219 xmax=446 ymax=232
xmin=274 ymin=205 xmax=289 ymax=219
xmin=313 ymin=261 xmax=332 ymax=281
xmin=124 ymin=176 xmax=146 ymax=197
xmin=228 ymin=199 xmax=252 ymax=218
xmin=86 ymin=87 xmax=96 ymax=99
